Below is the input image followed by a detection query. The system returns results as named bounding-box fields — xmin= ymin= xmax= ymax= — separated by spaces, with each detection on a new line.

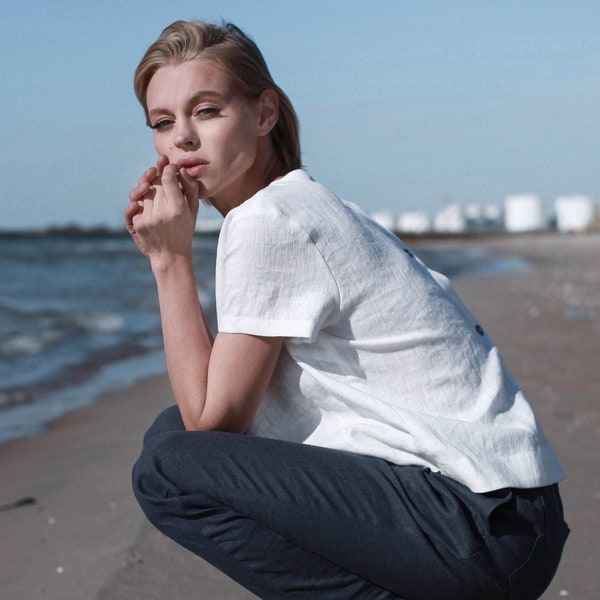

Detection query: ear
xmin=257 ymin=89 xmax=279 ymax=137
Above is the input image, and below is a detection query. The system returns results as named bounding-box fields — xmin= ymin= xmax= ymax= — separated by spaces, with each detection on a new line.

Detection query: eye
xmin=150 ymin=118 xmax=173 ymax=131
xmin=195 ymin=107 xmax=219 ymax=119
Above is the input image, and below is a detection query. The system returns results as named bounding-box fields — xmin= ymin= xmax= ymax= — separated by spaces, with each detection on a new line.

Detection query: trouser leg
xmin=134 ymin=408 xmax=402 ymax=599
xmin=132 ymin=406 xmax=567 ymax=600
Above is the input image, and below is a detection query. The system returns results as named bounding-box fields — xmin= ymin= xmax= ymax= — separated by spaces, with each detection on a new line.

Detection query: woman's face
xmin=145 ymin=59 xmax=265 ymax=207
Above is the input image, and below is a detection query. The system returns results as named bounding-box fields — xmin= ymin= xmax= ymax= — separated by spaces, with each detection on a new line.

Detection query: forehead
xmin=146 ymin=59 xmax=233 ymax=106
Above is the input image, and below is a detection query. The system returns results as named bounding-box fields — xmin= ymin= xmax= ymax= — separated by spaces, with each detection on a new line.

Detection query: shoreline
xmin=1 ymin=232 xmax=598 ymax=599
xmin=0 ymin=230 xmax=531 ymax=449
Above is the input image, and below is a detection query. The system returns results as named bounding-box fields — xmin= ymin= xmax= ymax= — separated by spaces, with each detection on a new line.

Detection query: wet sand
xmin=1 ymin=232 xmax=598 ymax=599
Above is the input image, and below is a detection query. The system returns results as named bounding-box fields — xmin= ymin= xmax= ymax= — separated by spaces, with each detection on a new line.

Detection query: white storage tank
xmin=370 ymin=211 xmax=397 ymax=231
xmin=504 ymin=194 xmax=546 ymax=232
xmin=396 ymin=211 xmax=432 ymax=234
xmin=433 ymin=204 xmax=466 ymax=233
xmin=555 ymin=195 xmax=594 ymax=232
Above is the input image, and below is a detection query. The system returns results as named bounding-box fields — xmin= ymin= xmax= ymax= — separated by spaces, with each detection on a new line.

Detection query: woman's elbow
xmin=182 ymin=406 xmax=252 ymax=434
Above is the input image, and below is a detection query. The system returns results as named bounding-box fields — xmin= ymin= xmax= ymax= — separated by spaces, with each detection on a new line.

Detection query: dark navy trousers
xmin=132 ymin=406 xmax=569 ymax=599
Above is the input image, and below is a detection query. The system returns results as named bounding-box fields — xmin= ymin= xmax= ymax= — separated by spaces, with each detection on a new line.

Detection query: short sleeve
xmin=215 ymin=201 xmax=339 ymax=342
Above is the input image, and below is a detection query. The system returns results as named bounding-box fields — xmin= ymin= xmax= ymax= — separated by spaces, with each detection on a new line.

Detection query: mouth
xmin=177 ymin=157 xmax=208 ymax=178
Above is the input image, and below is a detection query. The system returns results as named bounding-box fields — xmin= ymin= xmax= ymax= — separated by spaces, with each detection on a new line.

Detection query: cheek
xmin=221 ymin=121 xmax=259 ymax=162
xmin=153 ymin=134 xmax=173 ymax=158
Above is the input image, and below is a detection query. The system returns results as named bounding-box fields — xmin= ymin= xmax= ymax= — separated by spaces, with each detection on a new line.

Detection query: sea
xmin=0 ymin=230 xmax=530 ymax=446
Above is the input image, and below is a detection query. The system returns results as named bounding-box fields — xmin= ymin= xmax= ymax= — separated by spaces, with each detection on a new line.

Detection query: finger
xmin=155 ymin=154 xmax=169 ymax=177
xmin=124 ymin=202 xmax=140 ymax=218
xmin=129 ymin=181 xmax=152 ymax=202
xmin=138 ymin=166 xmax=157 ymax=186
xmin=124 ymin=202 xmax=142 ymax=235
xmin=179 ymin=168 xmax=201 ymax=215
xmin=161 ymin=164 xmax=185 ymax=206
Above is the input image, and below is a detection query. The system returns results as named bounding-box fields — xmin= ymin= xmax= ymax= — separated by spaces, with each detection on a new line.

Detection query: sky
xmin=1 ymin=0 xmax=599 ymax=230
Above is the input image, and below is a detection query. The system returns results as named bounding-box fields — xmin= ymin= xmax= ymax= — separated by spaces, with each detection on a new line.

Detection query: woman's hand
xmin=125 ymin=155 xmax=168 ymax=255
xmin=124 ymin=155 xmax=201 ymax=270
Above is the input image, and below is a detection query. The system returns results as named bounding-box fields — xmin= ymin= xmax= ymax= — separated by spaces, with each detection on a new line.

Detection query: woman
xmin=126 ymin=20 xmax=568 ymax=599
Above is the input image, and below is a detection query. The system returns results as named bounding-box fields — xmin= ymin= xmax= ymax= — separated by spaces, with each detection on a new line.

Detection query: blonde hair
xmin=134 ymin=20 xmax=301 ymax=173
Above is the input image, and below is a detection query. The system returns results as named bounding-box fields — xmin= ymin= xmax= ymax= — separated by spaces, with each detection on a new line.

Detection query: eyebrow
xmin=147 ymin=91 xmax=229 ymax=118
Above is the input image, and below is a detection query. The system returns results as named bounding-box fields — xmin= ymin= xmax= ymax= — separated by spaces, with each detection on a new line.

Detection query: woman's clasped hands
xmin=125 ymin=154 xmax=201 ymax=268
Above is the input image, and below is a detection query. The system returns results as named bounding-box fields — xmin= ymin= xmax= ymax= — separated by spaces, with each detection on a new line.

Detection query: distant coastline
xmin=0 ymin=225 xmax=129 ymax=238
xmin=0 ymin=225 xmax=221 ymax=238
xmin=0 ymin=222 xmax=588 ymax=241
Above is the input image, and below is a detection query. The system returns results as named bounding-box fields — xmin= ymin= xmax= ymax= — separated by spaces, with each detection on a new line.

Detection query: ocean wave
xmin=0 ymin=232 xmax=218 ymax=446
xmin=0 ymin=330 xmax=63 ymax=356
xmin=0 ymin=349 xmax=168 ymax=445
xmin=0 ymin=308 xmax=126 ymax=357
xmin=73 ymin=311 xmax=126 ymax=333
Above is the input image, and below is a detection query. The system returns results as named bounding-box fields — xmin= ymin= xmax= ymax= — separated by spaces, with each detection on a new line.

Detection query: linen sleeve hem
xmin=218 ymin=315 xmax=317 ymax=341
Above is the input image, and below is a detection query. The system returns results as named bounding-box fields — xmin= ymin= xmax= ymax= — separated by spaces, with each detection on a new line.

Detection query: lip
xmin=177 ymin=157 xmax=209 ymax=178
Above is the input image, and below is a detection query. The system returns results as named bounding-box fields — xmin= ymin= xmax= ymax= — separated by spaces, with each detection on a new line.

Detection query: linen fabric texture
xmin=215 ymin=169 xmax=565 ymax=493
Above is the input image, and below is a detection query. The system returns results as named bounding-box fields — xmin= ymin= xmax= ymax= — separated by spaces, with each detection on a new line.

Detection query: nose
xmin=173 ymin=120 xmax=200 ymax=150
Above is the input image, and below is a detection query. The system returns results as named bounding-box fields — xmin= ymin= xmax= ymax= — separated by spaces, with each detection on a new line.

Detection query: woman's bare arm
xmin=153 ymin=252 xmax=282 ymax=432
xmin=126 ymin=158 xmax=282 ymax=432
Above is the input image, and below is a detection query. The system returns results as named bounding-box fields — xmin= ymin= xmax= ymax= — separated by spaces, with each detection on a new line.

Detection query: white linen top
xmin=215 ymin=170 xmax=566 ymax=493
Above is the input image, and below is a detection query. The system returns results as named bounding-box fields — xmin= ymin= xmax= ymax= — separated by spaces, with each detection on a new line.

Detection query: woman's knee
xmin=132 ymin=427 xmax=218 ymax=519
xmin=131 ymin=429 xmax=189 ymax=525
xmin=133 ymin=407 xmax=186 ymax=517
xmin=132 ymin=440 xmax=166 ymax=511
xmin=143 ymin=405 xmax=184 ymax=445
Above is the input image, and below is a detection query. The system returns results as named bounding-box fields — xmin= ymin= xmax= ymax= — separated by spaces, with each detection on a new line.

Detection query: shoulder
xmin=231 ymin=170 xmax=337 ymax=220
xmin=220 ymin=170 xmax=335 ymax=241
xmin=219 ymin=170 xmax=383 ymax=270
xmin=217 ymin=171 xmax=326 ymax=258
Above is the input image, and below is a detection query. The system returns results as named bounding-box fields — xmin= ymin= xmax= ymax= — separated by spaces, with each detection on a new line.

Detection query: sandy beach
xmin=1 ymin=232 xmax=598 ymax=599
